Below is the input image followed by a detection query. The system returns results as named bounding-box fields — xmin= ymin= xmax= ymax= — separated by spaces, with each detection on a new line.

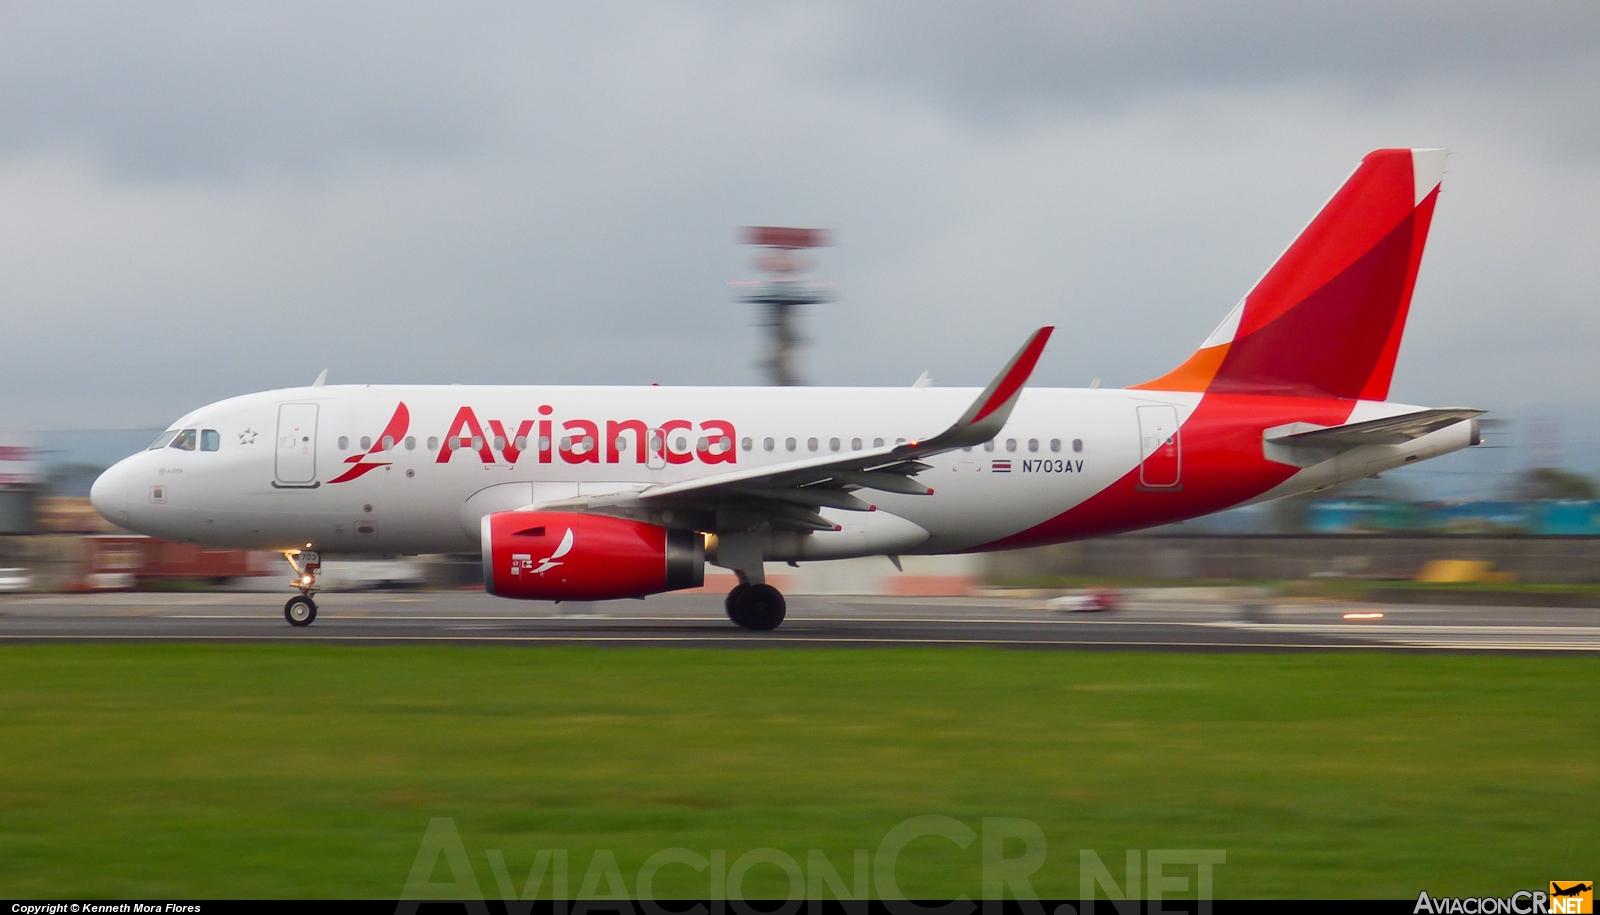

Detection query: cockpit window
xmin=147 ymin=430 xmax=180 ymax=450
xmin=168 ymin=429 xmax=198 ymax=451
xmin=200 ymin=429 xmax=220 ymax=452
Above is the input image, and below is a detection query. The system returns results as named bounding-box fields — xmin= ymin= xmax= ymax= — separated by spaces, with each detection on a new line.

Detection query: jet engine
xmin=481 ymin=511 xmax=704 ymax=601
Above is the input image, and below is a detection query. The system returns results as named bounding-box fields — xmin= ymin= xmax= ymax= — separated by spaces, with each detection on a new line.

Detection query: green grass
xmin=0 ymin=645 xmax=1594 ymax=899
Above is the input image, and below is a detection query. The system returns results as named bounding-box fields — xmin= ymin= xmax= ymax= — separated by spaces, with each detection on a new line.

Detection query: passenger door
xmin=275 ymin=403 xmax=320 ymax=485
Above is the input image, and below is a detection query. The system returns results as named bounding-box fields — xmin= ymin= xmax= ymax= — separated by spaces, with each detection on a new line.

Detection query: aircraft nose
xmin=90 ymin=461 xmax=131 ymax=525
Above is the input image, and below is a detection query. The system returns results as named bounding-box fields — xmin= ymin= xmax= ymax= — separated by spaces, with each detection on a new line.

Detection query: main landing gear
xmin=283 ymin=549 xmax=321 ymax=627
xmin=725 ymin=582 xmax=786 ymax=631
xmin=713 ymin=531 xmax=786 ymax=631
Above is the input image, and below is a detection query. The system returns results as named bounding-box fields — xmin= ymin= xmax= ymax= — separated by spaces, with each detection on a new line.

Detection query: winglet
xmin=312 ymin=369 xmax=328 ymax=387
xmin=920 ymin=327 xmax=1052 ymax=449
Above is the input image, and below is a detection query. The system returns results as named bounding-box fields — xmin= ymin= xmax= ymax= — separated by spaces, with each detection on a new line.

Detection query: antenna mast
xmin=737 ymin=226 xmax=834 ymax=386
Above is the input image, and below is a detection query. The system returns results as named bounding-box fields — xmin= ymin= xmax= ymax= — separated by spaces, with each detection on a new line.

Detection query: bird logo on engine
xmin=510 ymin=528 xmax=576 ymax=577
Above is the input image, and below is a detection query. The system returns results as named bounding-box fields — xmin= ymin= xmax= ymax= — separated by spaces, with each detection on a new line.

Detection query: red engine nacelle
xmin=481 ymin=511 xmax=704 ymax=601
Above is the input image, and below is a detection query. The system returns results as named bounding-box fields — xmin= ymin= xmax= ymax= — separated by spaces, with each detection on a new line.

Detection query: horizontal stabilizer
xmin=1265 ymin=408 xmax=1483 ymax=448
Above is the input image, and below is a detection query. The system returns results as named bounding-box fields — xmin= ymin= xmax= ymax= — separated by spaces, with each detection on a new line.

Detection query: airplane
xmin=90 ymin=147 xmax=1482 ymax=629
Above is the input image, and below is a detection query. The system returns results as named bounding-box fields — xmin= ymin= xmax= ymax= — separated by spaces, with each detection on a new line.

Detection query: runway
xmin=2 ymin=589 xmax=1599 ymax=652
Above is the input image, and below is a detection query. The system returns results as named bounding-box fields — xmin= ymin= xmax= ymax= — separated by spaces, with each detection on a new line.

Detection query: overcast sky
xmin=2 ymin=1 xmax=1598 ymax=438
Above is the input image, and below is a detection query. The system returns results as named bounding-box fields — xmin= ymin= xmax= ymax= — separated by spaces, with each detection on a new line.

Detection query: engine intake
xmin=481 ymin=511 xmax=703 ymax=601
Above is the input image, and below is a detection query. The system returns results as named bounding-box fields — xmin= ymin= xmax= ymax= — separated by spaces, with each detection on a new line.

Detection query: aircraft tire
xmin=727 ymin=584 xmax=785 ymax=631
xmin=723 ymin=584 xmax=750 ymax=621
xmin=285 ymin=596 xmax=317 ymax=627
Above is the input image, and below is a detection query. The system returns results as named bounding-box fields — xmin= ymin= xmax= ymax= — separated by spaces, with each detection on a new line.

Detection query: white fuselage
xmin=90 ymin=383 xmax=1472 ymax=559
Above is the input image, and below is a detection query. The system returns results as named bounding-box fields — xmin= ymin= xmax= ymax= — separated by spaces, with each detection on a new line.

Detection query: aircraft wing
xmin=1265 ymin=407 xmax=1484 ymax=448
xmin=538 ymin=327 xmax=1053 ymax=531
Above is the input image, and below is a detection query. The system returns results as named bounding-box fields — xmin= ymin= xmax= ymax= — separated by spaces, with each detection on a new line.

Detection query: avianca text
xmin=437 ymin=406 xmax=737 ymax=466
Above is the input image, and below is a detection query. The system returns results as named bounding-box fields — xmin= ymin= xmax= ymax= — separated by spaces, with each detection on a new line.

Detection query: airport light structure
xmin=736 ymin=226 xmax=835 ymax=386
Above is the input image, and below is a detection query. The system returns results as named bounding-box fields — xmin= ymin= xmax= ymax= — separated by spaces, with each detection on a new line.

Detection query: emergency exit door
xmin=275 ymin=403 xmax=319 ymax=485
xmin=1137 ymin=404 xmax=1181 ymax=489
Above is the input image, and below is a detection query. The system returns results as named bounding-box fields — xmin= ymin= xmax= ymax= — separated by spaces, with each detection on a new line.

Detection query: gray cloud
xmin=817 ymin=2 xmax=1600 ymax=116
xmin=0 ymin=1 xmax=1596 ymax=460
xmin=9 ymin=3 xmax=1596 ymax=177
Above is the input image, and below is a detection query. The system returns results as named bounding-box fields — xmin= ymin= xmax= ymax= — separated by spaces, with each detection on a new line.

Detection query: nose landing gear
xmin=283 ymin=549 xmax=320 ymax=627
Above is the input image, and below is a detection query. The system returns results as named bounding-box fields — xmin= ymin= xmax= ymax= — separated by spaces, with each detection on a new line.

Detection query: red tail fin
xmin=1133 ymin=148 xmax=1445 ymax=400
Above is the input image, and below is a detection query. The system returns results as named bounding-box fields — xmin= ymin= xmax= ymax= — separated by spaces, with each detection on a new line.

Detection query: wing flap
xmin=533 ymin=327 xmax=1053 ymax=530
xmin=640 ymin=326 xmax=1051 ymax=505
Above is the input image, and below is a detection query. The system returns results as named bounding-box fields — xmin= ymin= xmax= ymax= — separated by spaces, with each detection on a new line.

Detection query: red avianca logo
xmin=328 ymin=402 xmax=410 ymax=484
xmin=327 ymin=402 xmax=736 ymax=484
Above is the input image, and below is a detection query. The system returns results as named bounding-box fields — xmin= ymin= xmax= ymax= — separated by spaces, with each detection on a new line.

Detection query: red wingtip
xmin=833 ymin=525 xmax=842 ymax=531
xmin=869 ymin=505 xmax=878 ymax=511
xmin=925 ymin=488 xmax=935 ymax=495
xmin=971 ymin=326 xmax=1054 ymax=424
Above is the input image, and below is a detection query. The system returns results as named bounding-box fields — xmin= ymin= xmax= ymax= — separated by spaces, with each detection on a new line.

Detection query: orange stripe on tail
xmin=1133 ymin=148 xmax=1445 ymax=400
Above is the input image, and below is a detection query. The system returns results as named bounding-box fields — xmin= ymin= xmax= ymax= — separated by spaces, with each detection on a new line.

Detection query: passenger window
xmin=983 ymin=440 xmax=995 ymax=453
xmin=338 ymin=436 xmax=349 ymax=450
xmin=427 ymin=436 xmax=439 ymax=451
xmin=147 ymin=430 xmax=180 ymax=450
xmin=741 ymin=437 xmax=753 ymax=452
xmin=786 ymin=437 xmax=797 ymax=452
xmin=851 ymin=438 xmax=862 ymax=451
xmin=1072 ymin=438 xmax=1084 ymax=453
xmin=405 ymin=436 xmax=416 ymax=451
xmin=169 ymin=429 xmax=197 ymax=451
xmin=764 ymin=437 xmax=775 ymax=452
xmin=829 ymin=438 xmax=840 ymax=452
xmin=896 ymin=438 xmax=906 ymax=445
xmin=360 ymin=436 xmax=372 ymax=450
xmin=873 ymin=438 xmax=884 ymax=448
xmin=1006 ymin=439 xmax=1017 ymax=452
xmin=807 ymin=438 xmax=818 ymax=452
xmin=200 ymin=429 xmax=220 ymax=452
xmin=493 ymin=436 xmax=506 ymax=451
xmin=1050 ymin=439 xmax=1061 ymax=453
xmin=1027 ymin=439 xmax=1039 ymax=453
xmin=381 ymin=435 xmax=394 ymax=451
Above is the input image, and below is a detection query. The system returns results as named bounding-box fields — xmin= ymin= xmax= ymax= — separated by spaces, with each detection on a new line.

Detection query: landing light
xmin=300 ymin=575 xmax=314 ymax=586
xmin=1342 ymin=611 xmax=1384 ymax=621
